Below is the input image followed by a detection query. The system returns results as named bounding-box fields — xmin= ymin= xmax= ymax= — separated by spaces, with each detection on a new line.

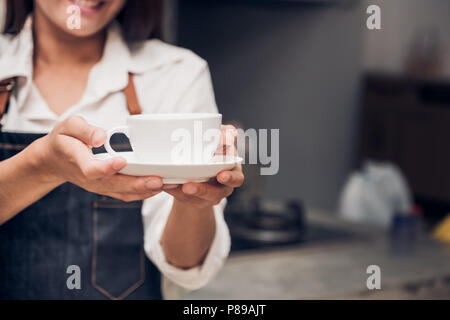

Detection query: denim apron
xmin=0 ymin=75 xmax=162 ymax=300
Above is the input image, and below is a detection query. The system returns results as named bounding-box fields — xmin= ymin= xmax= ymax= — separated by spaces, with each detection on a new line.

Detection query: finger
xmin=216 ymin=125 xmax=238 ymax=155
xmin=217 ymin=143 xmax=239 ymax=158
xmin=57 ymin=116 xmax=106 ymax=147
xmin=163 ymin=184 xmax=179 ymax=190
xmin=217 ymin=169 xmax=244 ymax=187
xmin=182 ymin=182 xmax=232 ymax=203
xmin=108 ymin=190 xmax=162 ymax=202
xmin=53 ymin=134 xmax=123 ymax=179
xmin=164 ymin=187 xmax=186 ymax=199
xmin=229 ymin=144 xmax=239 ymax=157
xmin=102 ymin=175 xmax=164 ymax=193
xmin=80 ymin=157 xmax=127 ymax=179
xmin=217 ymin=143 xmax=238 ymax=157
xmin=221 ymin=125 xmax=238 ymax=146
xmin=164 ymin=187 xmax=213 ymax=206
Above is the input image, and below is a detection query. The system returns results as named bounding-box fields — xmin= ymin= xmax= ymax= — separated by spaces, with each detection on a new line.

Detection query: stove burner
xmin=225 ymin=199 xmax=357 ymax=253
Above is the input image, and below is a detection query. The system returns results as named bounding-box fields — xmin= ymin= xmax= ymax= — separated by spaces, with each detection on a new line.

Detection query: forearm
xmin=0 ymin=138 xmax=62 ymax=223
xmin=161 ymin=199 xmax=216 ymax=269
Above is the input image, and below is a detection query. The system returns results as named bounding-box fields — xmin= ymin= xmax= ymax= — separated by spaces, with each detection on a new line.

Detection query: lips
xmin=72 ymin=0 xmax=104 ymax=8
xmin=69 ymin=0 xmax=107 ymax=13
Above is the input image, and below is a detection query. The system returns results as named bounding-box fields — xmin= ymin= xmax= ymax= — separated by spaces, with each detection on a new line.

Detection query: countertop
xmin=181 ymin=209 xmax=450 ymax=299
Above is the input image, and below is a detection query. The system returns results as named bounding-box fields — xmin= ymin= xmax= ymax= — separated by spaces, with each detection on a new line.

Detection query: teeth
xmin=73 ymin=0 xmax=102 ymax=8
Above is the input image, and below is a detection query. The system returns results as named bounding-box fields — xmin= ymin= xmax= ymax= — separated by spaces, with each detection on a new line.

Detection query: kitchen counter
xmin=181 ymin=209 xmax=450 ymax=299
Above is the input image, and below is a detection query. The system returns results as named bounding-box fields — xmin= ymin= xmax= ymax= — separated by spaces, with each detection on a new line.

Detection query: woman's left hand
xmin=161 ymin=125 xmax=243 ymax=268
xmin=164 ymin=125 xmax=244 ymax=208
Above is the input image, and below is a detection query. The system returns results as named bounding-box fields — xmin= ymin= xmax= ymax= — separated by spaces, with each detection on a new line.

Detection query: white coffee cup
xmin=105 ymin=113 xmax=222 ymax=164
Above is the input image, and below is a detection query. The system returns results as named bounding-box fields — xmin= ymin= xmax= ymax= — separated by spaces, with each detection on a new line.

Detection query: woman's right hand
xmin=31 ymin=116 xmax=166 ymax=202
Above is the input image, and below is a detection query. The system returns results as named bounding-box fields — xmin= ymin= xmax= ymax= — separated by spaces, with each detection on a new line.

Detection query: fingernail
xmin=146 ymin=179 xmax=162 ymax=190
xmin=185 ymin=185 xmax=197 ymax=195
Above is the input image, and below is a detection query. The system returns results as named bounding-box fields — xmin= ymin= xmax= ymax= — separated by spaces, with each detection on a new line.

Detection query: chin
xmin=64 ymin=24 xmax=107 ymax=38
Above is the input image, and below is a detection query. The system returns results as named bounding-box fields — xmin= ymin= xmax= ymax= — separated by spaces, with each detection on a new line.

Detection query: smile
xmin=69 ymin=0 xmax=107 ymax=13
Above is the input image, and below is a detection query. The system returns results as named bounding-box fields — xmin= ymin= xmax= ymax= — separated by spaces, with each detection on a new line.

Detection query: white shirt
xmin=0 ymin=18 xmax=230 ymax=291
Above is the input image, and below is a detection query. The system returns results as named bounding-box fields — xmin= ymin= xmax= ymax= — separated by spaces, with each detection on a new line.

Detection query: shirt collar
xmin=0 ymin=16 xmax=34 ymax=109
xmin=0 ymin=15 xmax=185 ymax=111
xmin=0 ymin=17 xmax=33 ymax=81
xmin=80 ymin=21 xmax=131 ymax=106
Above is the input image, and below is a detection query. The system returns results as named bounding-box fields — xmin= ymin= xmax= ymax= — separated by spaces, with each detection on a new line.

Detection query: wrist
xmin=163 ymin=198 xmax=216 ymax=268
xmin=172 ymin=197 xmax=214 ymax=213
xmin=24 ymin=136 xmax=66 ymax=186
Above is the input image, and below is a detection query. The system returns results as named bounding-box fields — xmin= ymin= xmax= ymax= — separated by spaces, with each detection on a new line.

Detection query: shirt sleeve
xmin=171 ymin=56 xmax=219 ymax=114
xmin=141 ymin=59 xmax=231 ymax=290
xmin=142 ymin=193 xmax=230 ymax=290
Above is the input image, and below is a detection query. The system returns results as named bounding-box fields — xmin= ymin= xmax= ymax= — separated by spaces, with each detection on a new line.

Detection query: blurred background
xmin=3 ymin=0 xmax=450 ymax=299
xmin=168 ymin=0 xmax=450 ymax=299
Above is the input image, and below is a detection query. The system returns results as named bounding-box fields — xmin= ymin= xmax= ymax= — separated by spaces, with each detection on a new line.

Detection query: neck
xmin=32 ymin=11 xmax=105 ymax=66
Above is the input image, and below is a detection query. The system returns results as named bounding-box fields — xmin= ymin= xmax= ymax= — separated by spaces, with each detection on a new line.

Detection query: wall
xmin=6 ymin=1 xmax=446 ymax=211
xmin=177 ymin=1 xmax=366 ymax=210
xmin=363 ymin=0 xmax=450 ymax=77
xmin=0 ymin=0 xmax=5 ymax=32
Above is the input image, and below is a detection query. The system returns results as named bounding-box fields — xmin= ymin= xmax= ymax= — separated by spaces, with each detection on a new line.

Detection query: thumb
xmin=56 ymin=116 xmax=106 ymax=147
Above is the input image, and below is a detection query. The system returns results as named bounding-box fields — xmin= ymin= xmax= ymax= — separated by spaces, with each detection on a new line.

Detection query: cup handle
xmin=104 ymin=125 xmax=129 ymax=157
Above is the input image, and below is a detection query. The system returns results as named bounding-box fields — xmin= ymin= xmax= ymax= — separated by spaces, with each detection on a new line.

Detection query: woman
xmin=0 ymin=0 xmax=243 ymax=299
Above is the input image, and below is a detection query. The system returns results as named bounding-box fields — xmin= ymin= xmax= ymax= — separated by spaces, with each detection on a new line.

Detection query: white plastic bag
xmin=338 ymin=161 xmax=412 ymax=227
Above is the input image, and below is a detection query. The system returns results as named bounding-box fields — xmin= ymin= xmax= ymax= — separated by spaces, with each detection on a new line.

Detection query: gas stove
xmin=225 ymin=199 xmax=358 ymax=254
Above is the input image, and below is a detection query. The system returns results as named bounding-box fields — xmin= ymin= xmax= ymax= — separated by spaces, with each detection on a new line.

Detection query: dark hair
xmin=3 ymin=0 xmax=163 ymax=41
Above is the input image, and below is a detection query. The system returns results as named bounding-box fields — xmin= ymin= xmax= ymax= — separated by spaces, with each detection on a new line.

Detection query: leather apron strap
xmin=123 ymin=73 xmax=142 ymax=115
xmin=0 ymin=73 xmax=141 ymax=123
xmin=0 ymin=78 xmax=16 ymax=123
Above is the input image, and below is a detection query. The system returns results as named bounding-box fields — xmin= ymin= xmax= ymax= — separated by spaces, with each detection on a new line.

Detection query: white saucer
xmin=94 ymin=152 xmax=243 ymax=184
